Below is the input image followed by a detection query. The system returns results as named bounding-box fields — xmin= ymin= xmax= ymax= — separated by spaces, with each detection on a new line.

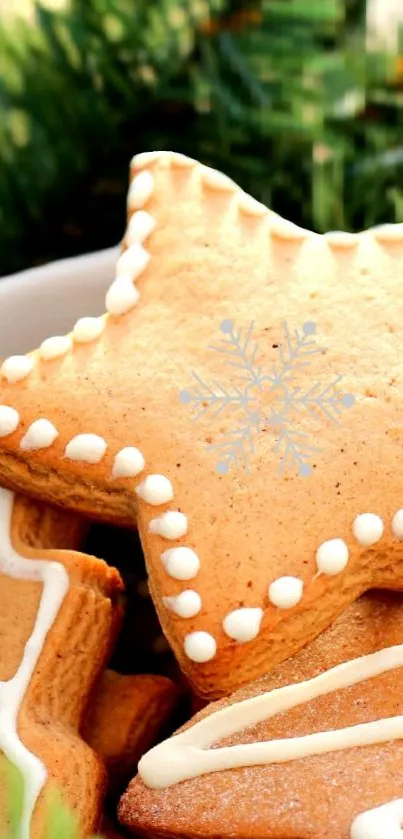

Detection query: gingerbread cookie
xmin=0 ymin=486 xmax=122 ymax=839
xmin=83 ymin=670 xmax=180 ymax=790
xmin=0 ymin=151 xmax=402 ymax=698
xmin=120 ymin=590 xmax=403 ymax=839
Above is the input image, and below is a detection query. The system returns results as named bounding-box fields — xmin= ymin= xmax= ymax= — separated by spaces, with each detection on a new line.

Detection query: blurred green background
xmin=1 ymin=0 xmax=403 ymax=276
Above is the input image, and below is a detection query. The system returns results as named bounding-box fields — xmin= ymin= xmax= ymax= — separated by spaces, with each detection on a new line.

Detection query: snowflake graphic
xmin=179 ymin=320 xmax=355 ymax=478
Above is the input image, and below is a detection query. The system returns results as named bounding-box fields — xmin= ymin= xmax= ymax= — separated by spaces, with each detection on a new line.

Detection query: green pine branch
xmin=0 ymin=0 xmax=402 ymax=275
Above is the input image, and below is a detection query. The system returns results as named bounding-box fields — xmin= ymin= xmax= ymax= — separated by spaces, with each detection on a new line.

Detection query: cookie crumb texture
xmin=0 ymin=151 xmax=402 ymax=700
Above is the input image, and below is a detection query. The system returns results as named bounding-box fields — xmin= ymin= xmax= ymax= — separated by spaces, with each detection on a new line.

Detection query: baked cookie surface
xmin=0 ymin=152 xmax=402 ymax=698
xmin=119 ymin=591 xmax=403 ymax=839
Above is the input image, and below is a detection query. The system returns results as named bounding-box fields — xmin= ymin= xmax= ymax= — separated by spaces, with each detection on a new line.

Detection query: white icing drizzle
xmin=351 ymin=799 xmax=403 ymax=839
xmin=392 ymin=510 xmax=403 ymax=540
xmin=116 ymin=243 xmax=150 ymax=279
xmin=112 ymin=447 xmax=145 ymax=478
xmin=138 ymin=637 xmax=403 ymax=839
xmin=1 ymin=356 xmax=34 ymax=384
xmin=352 ymin=513 xmax=384 ymax=547
xmin=126 ymin=210 xmax=156 ymax=245
xmin=223 ymin=608 xmax=263 ymax=642
xmin=64 ymin=434 xmax=107 ymax=464
xmin=163 ymin=590 xmax=202 ymax=619
xmin=136 ymin=475 xmax=174 ymax=506
xmin=0 ymin=406 xmax=20 ymax=437
xmin=73 ymin=316 xmax=104 ymax=344
xmin=268 ymin=576 xmax=303 ymax=609
xmin=105 ymin=278 xmax=140 ymax=316
xmin=161 ymin=547 xmax=200 ymax=580
xmin=127 ymin=171 xmax=154 ymax=210
xmin=39 ymin=335 xmax=72 ymax=361
xmin=184 ymin=631 xmax=217 ymax=663
xmin=20 ymin=419 xmax=58 ymax=451
xmin=0 ymin=488 xmax=69 ymax=839
xmin=316 ymin=538 xmax=349 ymax=575
xmin=148 ymin=512 xmax=188 ymax=540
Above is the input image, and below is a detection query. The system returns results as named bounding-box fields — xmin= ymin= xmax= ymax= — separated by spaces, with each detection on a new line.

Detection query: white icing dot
xmin=148 ymin=512 xmax=188 ymax=540
xmin=200 ymin=165 xmax=236 ymax=192
xmin=352 ymin=513 xmax=384 ymax=547
xmin=105 ymin=278 xmax=140 ymax=316
xmin=127 ymin=171 xmax=154 ymax=210
xmin=112 ymin=447 xmax=145 ymax=478
xmin=160 ymin=547 xmax=200 ymax=580
xmin=325 ymin=231 xmax=358 ymax=249
xmin=73 ymin=316 xmax=104 ymax=344
xmin=136 ymin=475 xmax=174 ymax=506
xmin=223 ymin=607 xmax=263 ymax=643
xmin=163 ymin=590 xmax=202 ymax=619
xmin=237 ymin=192 xmax=267 ymax=216
xmin=0 ymin=406 xmax=19 ymax=437
xmin=169 ymin=152 xmax=195 ymax=168
xmin=116 ymin=243 xmax=150 ymax=280
xmin=316 ymin=538 xmax=349 ymax=576
xmin=1 ymin=356 xmax=34 ymax=383
xmin=184 ymin=631 xmax=217 ymax=663
xmin=373 ymin=223 xmax=403 ymax=243
xmin=126 ymin=210 xmax=156 ymax=245
xmin=392 ymin=510 xmax=403 ymax=540
xmin=268 ymin=576 xmax=304 ymax=609
xmin=20 ymin=419 xmax=58 ymax=451
xmin=65 ymin=433 xmax=107 ymax=464
xmin=39 ymin=335 xmax=72 ymax=361
xmin=130 ymin=151 xmax=162 ymax=170
xmin=270 ymin=216 xmax=309 ymax=241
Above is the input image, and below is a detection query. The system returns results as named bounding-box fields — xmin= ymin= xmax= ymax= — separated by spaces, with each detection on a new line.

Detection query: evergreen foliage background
xmin=0 ymin=0 xmax=402 ymax=275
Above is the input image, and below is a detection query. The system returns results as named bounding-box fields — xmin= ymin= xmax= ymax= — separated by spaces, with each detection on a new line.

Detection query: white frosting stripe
xmin=0 ymin=488 xmax=69 ymax=839
xmin=351 ymin=799 xmax=403 ymax=839
xmin=139 ymin=642 xmax=403 ymax=789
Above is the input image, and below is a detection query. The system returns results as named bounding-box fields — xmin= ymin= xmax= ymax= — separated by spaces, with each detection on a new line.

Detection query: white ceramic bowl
xmin=0 ymin=247 xmax=120 ymax=357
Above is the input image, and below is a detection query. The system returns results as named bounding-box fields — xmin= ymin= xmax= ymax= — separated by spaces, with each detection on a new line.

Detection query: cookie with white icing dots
xmin=119 ymin=591 xmax=403 ymax=839
xmin=0 ymin=151 xmax=402 ymax=700
xmin=0 ymin=486 xmax=122 ymax=839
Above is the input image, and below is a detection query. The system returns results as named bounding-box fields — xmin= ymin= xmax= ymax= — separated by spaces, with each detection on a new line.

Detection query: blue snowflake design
xmin=179 ymin=320 xmax=355 ymax=478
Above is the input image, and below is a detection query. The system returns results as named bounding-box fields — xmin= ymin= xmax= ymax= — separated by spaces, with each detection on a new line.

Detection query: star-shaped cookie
xmin=0 ymin=151 xmax=402 ymax=699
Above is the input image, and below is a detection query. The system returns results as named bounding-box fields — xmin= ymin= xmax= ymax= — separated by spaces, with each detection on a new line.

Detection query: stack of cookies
xmin=0 ymin=150 xmax=402 ymax=839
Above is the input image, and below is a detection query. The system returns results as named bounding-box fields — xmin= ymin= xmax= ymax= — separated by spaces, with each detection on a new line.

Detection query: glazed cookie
xmin=83 ymin=670 xmax=180 ymax=789
xmin=120 ymin=590 xmax=403 ymax=839
xmin=0 ymin=151 xmax=402 ymax=698
xmin=0 ymin=486 xmax=122 ymax=839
